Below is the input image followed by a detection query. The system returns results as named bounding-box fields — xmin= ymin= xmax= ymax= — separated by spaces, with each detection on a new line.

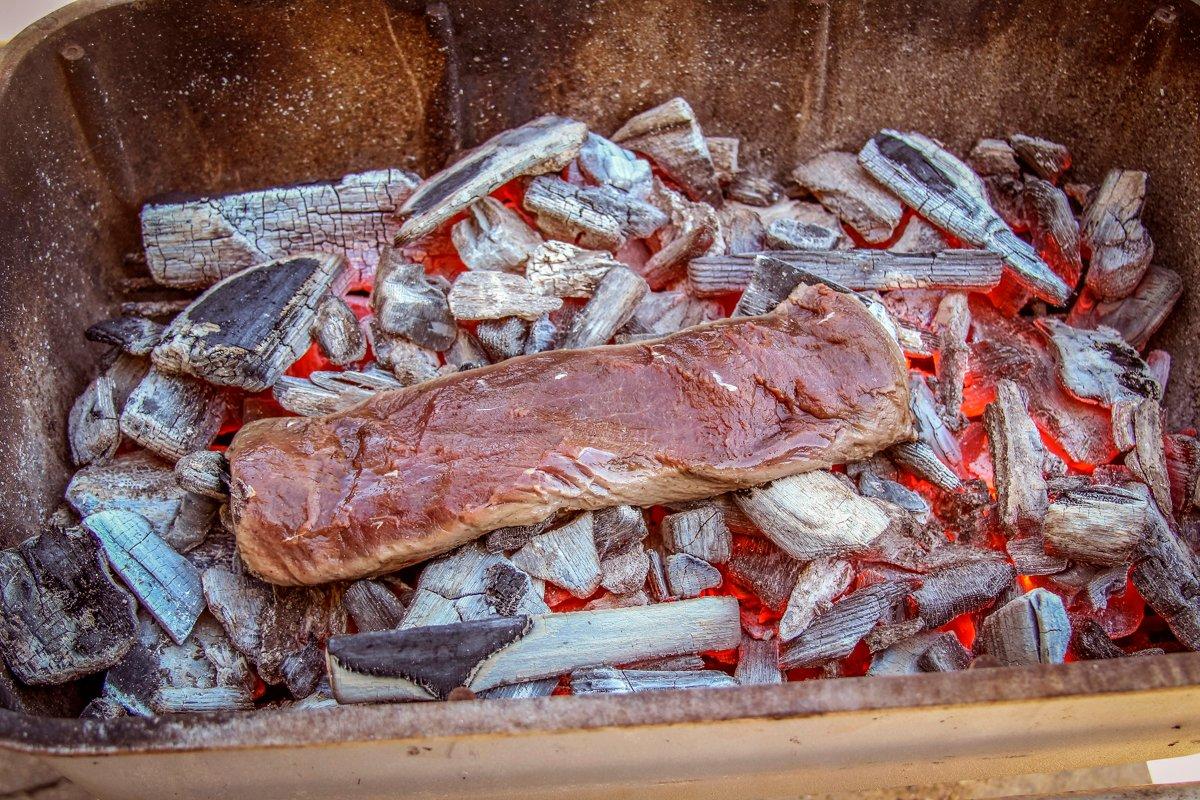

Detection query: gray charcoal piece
xmin=918 ymin=631 xmax=974 ymax=672
xmin=343 ymin=579 xmax=407 ymax=633
xmin=558 ymin=266 xmax=648 ymax=350
xmin=706 ymin=136 xmax=739 ymax=185
xmin=571 ymin=666 xmax=737 ymax=695
xmin=780 ymin=581 xmax=914 ymax=669
xmin=524 ymin=240 xmax=623 ymax=299
xmin=448 ymin=271 xmax=563 ymax=321
xmin=511 ymin=512 xmax=602 ymax=599
xmin=985 ymin=379 xmax=1050 ymax=534
xmin=120 ymin=367 xmax=229 ymax=462
xmin=912 ymin=558 xmax=1016 ymax=628
xmin=1038 ymin=319 xmax=1159 ymax=407
xmin=791 ymin=151 xmax=902 ymax=244
xmin=1008 ymin=133 xmax=1071 ymax=181
xmin=726 ymin=543 xmax=803 ymax=610
xmin=765 ymin=218 xmax=841 ymax=251
xmin=174 ymin=450 xmax=229 ymax=501
xmin=734 ymin=637 xmax=783 ymax=685
xmin=151 ymin=253 xmax=348 ymax=391
xmin=68 ymin=374 xmax=121 ymax=467
xmin=451 ymin=197 xmax=543 ymax=273
xmin=312 ymin=294 xmax=366 ymax=365
xmin=85 ymin=315 xmax=164 ymax=356
xmin=976 ymin=588 xmax=1071 ymax=666
xmin=1080 ymin=169 xmax=1154 ymax=302
xmin=577 ymin=132 xmax=654 ymax=197
xmin=523 ymin=175 xmax=667 ymax=250
xmin=777 ymin=558 xmax=854 ymax=643
xmin=611 ymin=97 xmax=722 ymax=206
xmin=592 ymin=505 xmax=649 ymax=559
xmin=371 ymin=250 xmax=457 ymax=351
xmin=867 ymin=630 xmax=944 ymax=676
xmin=661 ymin=506 xmax=731 ymax=564
xmin=83 ymin=509 xmax=204 ymax=645
xmin=0 ymin=529 xmax=137 ymax=685
xmin=403 ymin=543 xmax=548 ymax=629
xmin=665 ymin=553 xmax=722 ymax=599
xmin=476 ymin=316 xmax=529 ymax=362
xmin=599 ymin=543 xmax=650 ymax=596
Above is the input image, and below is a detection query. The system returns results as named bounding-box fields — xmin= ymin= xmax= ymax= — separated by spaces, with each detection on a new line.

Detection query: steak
xmin=228 ymin=283 xmax=913 ymax=585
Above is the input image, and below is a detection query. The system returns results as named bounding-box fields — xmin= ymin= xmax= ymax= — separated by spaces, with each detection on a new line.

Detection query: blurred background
xmin=1 ymin=0 xmax=71 ymax=42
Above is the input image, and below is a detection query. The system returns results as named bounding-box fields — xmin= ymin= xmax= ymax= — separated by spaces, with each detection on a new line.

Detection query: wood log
xmin=82 ymin=510 xmax=204 ymax=645
xmin=691 ymin=249 xmax=1002 ymax=298
xmin=120 ymin=367 xmax=229 ymax=462
xmin=571 ymin=666 xmax=737 ymax=695
xmin=611 ymin=97 xmax=722 ymax=206
xmin=734 ymin=471 xmax=893 ymax=560
xmin=858 ymin=130 xmax=1070 ymax=304
xmin=525 ymin=240 xmax=623 ymax=298
xmin=1081 ymin=169 xmax=1154 ymax=301
xmin=777 ymin=557 xmax=854 ymax=642
xmin=0 ymin=528 xmax=137 ymax=685
xmin=151 ymin=253 xmax=347 ymax=391
xmin=1044 ymin=485 xmax=1149 ymax=566
xmin=984 ymin=379 xmax=1050 ymax=535
xmin=397 ymin=115 xmax=587 ymax=243
xmin=1009 ymin=134 xmax=1071 ymax=181
xmin=371 ymin=251 xmax=457 ymax=351
xmin=312 ymin=294 xmax=366 ymax=365
xmin=523 ymin=175 xmax=667 ymax=250
xmin=328 ymin=595 xmax=740 ymax=702
xmin=975 ymin=588 xmax=1070 ymax=666
xmin=142 ymin=168 xmax=420 ymax=288
xmin=791 ymin=151 xmax=902 ymax=244
xmin=780 ymin=581 xmax=914 ymax=669
xmin=451 ymin=197 xmax=543 ymax=273
xmin=1067 ymin=266 xmax=1182 ymax=350
xmin=557 ymin=265 xmax=648 ymax=349
xmin=576 ymin=133 xmax=653 ymax=197
xmin=68 ymin=374 xmax=120 ymax=467
xmin=448 ymin=270 xmax=563 ymax=321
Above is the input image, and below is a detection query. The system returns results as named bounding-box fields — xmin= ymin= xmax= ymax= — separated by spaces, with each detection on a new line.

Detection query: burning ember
xmin=2 ymin=96 xmax=1196 ymax=717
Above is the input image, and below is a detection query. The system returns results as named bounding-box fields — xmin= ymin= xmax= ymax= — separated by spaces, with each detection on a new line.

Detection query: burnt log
xmin=1023 ymin=176 xmax=1082 ymax=290
xmin=510 ymin=512 xmax=601 ymax=599
xmin=985 ymin=379 xmax=1050 ymax=535
xmin=1131 ymin=504 xmax=1200 ymax=650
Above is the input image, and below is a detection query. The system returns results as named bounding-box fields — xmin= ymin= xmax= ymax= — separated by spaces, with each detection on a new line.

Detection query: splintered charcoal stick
xmin=227 ymin=282 xmax=913 ymax=585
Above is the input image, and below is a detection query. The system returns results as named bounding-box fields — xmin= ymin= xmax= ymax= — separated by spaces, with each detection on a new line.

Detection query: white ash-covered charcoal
xmin=665 ymin=553 xmax=722 ymax=599
xmin=727 ymin=174 xmax=785 ymax=207
xmin=735 ymin=637 xmax=782 ymax=685
xmin=890 ymin=217 xmax=948 ymax=254
xmin=777 ymin=557 xmax=854 ymax=643
xmin=1008 ymin=134 xmax=1071 ymax=182
xmin=576 ymin=133 xmax=654 ymax=197
xmin=83 ymin=510 xmax=205 ymax=645
xmin=662 ymin=506 xmax=731 ymax=565
xmin=913 ymin=557 xmax=1016 ymax=628
xmin=901 ymin=372 xmax=963 ymax=477
xmin=935 ymin=292 xmax=970 ymax=429
xmin=858 ymin=130 xmax=1070 ymax=304
xmin=611 ymin=97 xmax=722 ymax=206
xmin=641 ymin=183 xmax=721 ymax=289
xmin=365 ymin=320 xmax=441 ymax=385
xmin=1067 ymin=266 xmax=1182 ymax=351
xmin=328 ymin=595 xmax=740 ymax=702
xmin=120 ymin=367 xmax=229 ymax=462
xmin=1023 ymin=176 xmax=1083 ymax=290
xmin=726 ymin=541 xmax=803 ymax=609
xmin=733 ymin=471 xmax=893 ymax=561
xmin=85 ymin=316 xmax=164 ymax=356
xmin=272 ymin=367 xmax=401 ymax=417
xmin=511 ymin=512 xmax=602 ymax=599
xmin=370 ymin=250 xmax=456 ymax=351
xmin=451 ymin=197 xmax=543 ymax=273
xmin=68 ymin=374 xmax=121 ymax=467
xmin=598 ymin=541 xmax=649 ymax=596
xmin=0 ymin=528 xmax=137 ymax=685
xmin=175 ymin=450 xmax=229 ymax=501
xmin=1127 ymin=399 xmax=1174 ymax=520
xmin=1131 ymin=495 xmax=1200 ymax=650
xmin=397 ymin=115 xmax=587 ymax=243
xmin=967 ymin=138 xmax=1020 ymax=178
xmin=557 ymin=265 xmax=648 ymax=349
xmin=201 ymin=566 xmax=346 ymax=696
xmin=105 ymin=351 xmax=151 ymax=410
xmin=446 ymin=328 xmax=491 ymax=371
xmin=1005 ymin=535 xmax=1068 ymax=576
xmin=780 ymin=580 xmax=914 ymax=669
xmin=67 ymin=450 xmax=215 ymax=550
xmin=311 ymin=294 xmax=366 ymax=365
xmin=705 ymin=136 xmax=739 ymax=186
xmin=1044 ymin=485 xmax=1149 ymax=566
xmin=483 ymin=562 xmax=548 ymax=618
xmin=791 ymin=151 xmax=903 ymax=244
xmin=863 ymin=618 xmax=926 ymax=655
xmin=1037 ymin=319 xmax=1161 ymax=411
xmin=1081 ymin=169 xmax=1155 ymax=301
xmin=620 ymin=290 xmax=723 ymax=339
xmin=765 ymin=218 xmax=841 ymax=251
xmin=476 ymin=317 xmax=529 ymax=362
xmin=720 ymin=203 xmax=768 ymax=254
xmin=975 ymin=588 xmax=1071 ymax=666
xmin=142 ymin=168 xmax=420 ymax=289
xmin=1072 ymin=618 xmax=1130 ymax=660
xmin=855 ymin=469 xmax=931 ymax=520
xmin=448 ymin=270 xmax=563 ymax=321
xmin=403 ymin=543 xmax=547 ymax=628
xmin=918 ymin=631 xmax=974 ymax=672
xmin=585 ymin=591 xmax=651 ymax=612
xmin=523 ymin=175 xmax=668 ymax=250
xmin=524 ymin=240 xmax=623 ymax=298
xmin=342 ymin=580 xmax=407 ymax=633
xmin=571 ymin=666 xmax=737 ymax=695
xmin=103 ymin=615 xmax=254 ymax=715
xmin=477 ymin=677 xmax=560 ymax=700
xmin=699 ymin=249 xmax=1002 ymax=303
xmin=867 ymin=630 xmax=944 ymax=676
xmin=985 ymin=379 xmax=1050 ymax=535
xmin=151 ymin=252 xmax=348 ymax=391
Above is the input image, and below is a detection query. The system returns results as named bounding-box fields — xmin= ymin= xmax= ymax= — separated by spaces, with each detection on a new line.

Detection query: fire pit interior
xmin=1 ymin=0 xmax=1200 ymax=793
